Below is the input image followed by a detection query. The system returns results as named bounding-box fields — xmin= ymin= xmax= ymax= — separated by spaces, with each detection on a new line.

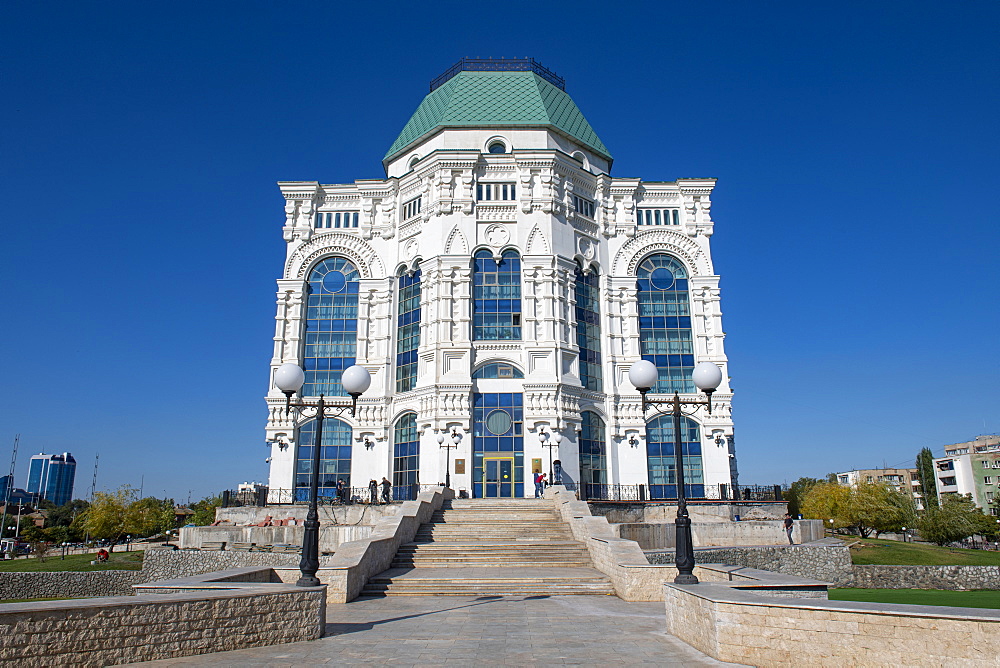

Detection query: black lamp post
xmin=629 ymin=359 xmax=723 ymax=585
xmin=274 ymin=362 xmax=372 ymax=587
xmin=436 ymin=428 xmax=461 ymax=488
xmin=538 ymin=430 xmax=562 ymax=485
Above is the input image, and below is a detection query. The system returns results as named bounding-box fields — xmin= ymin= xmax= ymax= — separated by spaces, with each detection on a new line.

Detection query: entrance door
xmin=483 ymin=456 xmax=515 ymax=498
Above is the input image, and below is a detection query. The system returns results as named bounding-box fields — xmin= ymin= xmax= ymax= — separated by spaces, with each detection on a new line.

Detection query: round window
xmin=488 ymin=142 xmax=506 ymax=154
xmin=485 ymin=409 xmax=513 ymax=435
xmin=321 ymin=270 xmax=347 ymax=293
xmin=649 ymin=267 xmax=675 ymax=290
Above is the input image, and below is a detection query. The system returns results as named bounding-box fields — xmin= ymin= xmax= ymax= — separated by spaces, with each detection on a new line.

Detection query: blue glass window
xmin=396 ymin=270 xmax=421 ymax=392
xmin=393 ymin=413 xmax=420 ymax=501
xmin=295 ymin=418 xmax=353 ymax=500
xmin=575 ymin=267 xmax=602 ymax=392
xmin=636 ymin=254 xmax=694 ymax=394
xmin=472 ymin=362 xmax=524 ymax=379
xmin=472 ymin=393 xmax=524 ymax=498
xmin=473 ymin=250 xmax=521 ymax=340
xmin=579 ymin=411 xmax=607 ymax=499
xmin=646 ymin=414 xmax=703 ymax=499
xmin=304 ymin=258 xmax=360 ymax=397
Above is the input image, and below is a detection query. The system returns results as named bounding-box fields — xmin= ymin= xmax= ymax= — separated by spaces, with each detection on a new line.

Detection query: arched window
xmin=473 ymin=249 xmax=521 ymax=340
xmin=636 ymin=254 xmax=694 ymax=394
xmin=575 ymin=266 xmax=602 ymax=391
xmin=396 ymin=269 xmax=421 ymax=392
xmin=579 ymin=411 xmax=607 ymax=498
xmin=646 ymin=414 xmax=703 ymax=500
xmin=393 ymin=413 xmax=419 ymax=500
xmin=304 ymin=258 xmax=360 ymax=397
xmin=472 ymin=362 xmax=524 ymax=379
xmin=296 ymin=418 xmax=353 ymax=500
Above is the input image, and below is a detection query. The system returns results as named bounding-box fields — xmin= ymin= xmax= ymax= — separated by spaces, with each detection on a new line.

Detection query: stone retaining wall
xmin=0 ymin=549 xmax=338 ymax=601
xmin=615 ymin=519 xmax=824 ymax=548
xmin=663 ymin=581 xmax=1000 ymax=666
xmin=853 ymin=564 xmax=1000 ymax=590
xmin=0 ymin=569 xmax=325 ymax=666
xmin=646 ymin=545 xmax=854 ymax=586
xmin=179 ymin=524 xmax=372 ymax=551
xmin=589 ymin=501 xmax=787 ymax=523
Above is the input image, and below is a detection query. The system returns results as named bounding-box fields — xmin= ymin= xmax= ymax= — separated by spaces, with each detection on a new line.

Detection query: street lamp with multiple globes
xmin=274 ymin=362 xmax=372 ymax=587
xmin=436 ymin=428 xmax=462 ymax=488
xmin=538 ymin=430 xmax=562 ymax=485
xmin=628 ymin=359 xmax=723 ymax=585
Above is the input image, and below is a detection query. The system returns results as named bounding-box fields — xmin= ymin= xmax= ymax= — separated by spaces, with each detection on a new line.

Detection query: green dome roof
xmin=383 ymin=70 xmax=612 ymax=166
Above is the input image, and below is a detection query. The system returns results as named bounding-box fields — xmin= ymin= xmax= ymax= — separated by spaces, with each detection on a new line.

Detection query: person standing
xmin=336 ymin=478 xmax=346 ymax=504
xmin=368 ymin=479 xmax=378 ymax=504
xmin=534 ymin=472 xmax=546 ymax=498
xmin=381 ymin=477 xmax=392 ymax=504
xmin=783 ymin=513 xmax=795 ymax=545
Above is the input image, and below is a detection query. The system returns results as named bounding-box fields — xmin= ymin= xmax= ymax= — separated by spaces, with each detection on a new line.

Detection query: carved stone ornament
xmin=485 ymin=224 xmax=510 ymax=248
xmin=579 ymin=236 xmax=596 ymax=260
xmin=404 ymin=239 xmax=418 ymax=260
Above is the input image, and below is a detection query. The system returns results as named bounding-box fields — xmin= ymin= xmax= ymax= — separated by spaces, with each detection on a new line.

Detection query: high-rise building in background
xmin=26 ymin=453 xmax=76 ymax=506
xmin=264 ymin=58 xmax=736 ymax=500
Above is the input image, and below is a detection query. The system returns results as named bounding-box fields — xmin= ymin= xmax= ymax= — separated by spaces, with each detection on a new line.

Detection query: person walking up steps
xmin=534 ymin=472 xmax=546 ymax=498
xmin=381 ymin=477 xmax=392 ymax=504
xmin=784 ymin=513 xmax=795 ymax=544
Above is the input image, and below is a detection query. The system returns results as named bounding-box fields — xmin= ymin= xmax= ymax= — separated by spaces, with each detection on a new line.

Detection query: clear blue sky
xmin=2 ymin=1 xmax=997 ymax=502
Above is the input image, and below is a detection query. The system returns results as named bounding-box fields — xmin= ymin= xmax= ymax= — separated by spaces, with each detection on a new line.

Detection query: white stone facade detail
xmin=265 ymin=94 xmax=736 ymax=499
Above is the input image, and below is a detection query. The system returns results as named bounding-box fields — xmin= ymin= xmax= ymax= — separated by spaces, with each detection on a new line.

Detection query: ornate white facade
xmin=265 ymin=60 xmax=736 ymax=500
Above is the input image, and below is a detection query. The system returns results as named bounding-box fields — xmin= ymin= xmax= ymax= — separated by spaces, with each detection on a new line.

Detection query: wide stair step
xmin=362 ymin=499 xmax=615 ymax=597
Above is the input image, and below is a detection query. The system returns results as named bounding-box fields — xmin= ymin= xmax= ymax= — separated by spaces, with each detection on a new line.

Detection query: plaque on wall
xmin=531 ymin=458 xmax=542 ymax=474
xmin=454 ymin=459 xmax=466 ymax=475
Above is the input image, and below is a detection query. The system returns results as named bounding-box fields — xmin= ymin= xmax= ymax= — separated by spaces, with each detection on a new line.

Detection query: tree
xmin=20 ymin=524 xmax=46 ymax=543
xmin=785 ymin=477 xmax=822 ymax=516
xmin=127 ymin=497 xmax=174 ymax=537
xmin=917 ymin=494 xmax=987 ymax=546
xmin=45 ymin=499 xmax=90 ymax=529
xmin=916 ymin=447 xmax=938 ymax=509
xmin=846 ymin=482 xmax=915 ymax=538
xmin=800 ymin=482 xmax=853 ymax=531
xmin=79 ymin=486 xmax=137 ymax=552
xmin=45 ymin=525 xmax=70 ymax=545
xmin=190 ymin=495 xmax=222 ymax=526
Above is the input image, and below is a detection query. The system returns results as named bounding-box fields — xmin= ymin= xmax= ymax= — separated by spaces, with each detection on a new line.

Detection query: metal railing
xmin=578 ymin=483 xmax=785 ymax=503
xmin=429 ymin=57 xmax=566 ymax=92
xmin=222 ymin=484 xmax=448 ymax=507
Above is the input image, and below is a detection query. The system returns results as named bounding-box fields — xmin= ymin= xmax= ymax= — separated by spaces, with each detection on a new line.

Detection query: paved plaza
xmin=138 ymin=594 xmax=740 ymax=666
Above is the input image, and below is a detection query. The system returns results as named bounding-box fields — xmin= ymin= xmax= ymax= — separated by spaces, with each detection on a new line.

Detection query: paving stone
xmin=134 ymin=595 xmax=740 ymax=666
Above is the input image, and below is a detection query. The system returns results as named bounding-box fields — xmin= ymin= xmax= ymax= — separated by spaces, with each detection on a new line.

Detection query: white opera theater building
xmin=264 ymin=58 xmax=737 ymax=502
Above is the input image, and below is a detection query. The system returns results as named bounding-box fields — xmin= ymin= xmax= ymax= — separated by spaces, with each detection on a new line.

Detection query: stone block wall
xmin=0 ymin=549 xmax=338 ymax=601
xmin=614 ymin=519 xmax=824 ymax=549
xmin=647 ymin=545 xmax=855 ymax=586
xmin=179 ymin=524 xmax=372 ymax=551
xmin=852 ymin=565 xmax=1000 ymax=590
xmin=0 ymin=581 xmax=325 ymax=666
xmin=664 ymin=582 xmax=1000 ymax=666
xmin=0 ymin=570 xmax=144 ymax=600
xmin=588 ymin=501 xmax=787 ymax=524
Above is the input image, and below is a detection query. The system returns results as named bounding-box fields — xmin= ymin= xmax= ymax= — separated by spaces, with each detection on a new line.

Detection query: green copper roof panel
xmin=384 ymin=71 xmax=611 ymax=164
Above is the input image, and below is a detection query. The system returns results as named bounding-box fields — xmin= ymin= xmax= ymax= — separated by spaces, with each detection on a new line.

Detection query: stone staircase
xmin=361 ymin=498 xmax=616 ymax=596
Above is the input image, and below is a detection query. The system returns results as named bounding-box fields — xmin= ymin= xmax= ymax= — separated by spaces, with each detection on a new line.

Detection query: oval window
xmin=485 ymin=409 xmax=513 ymax=435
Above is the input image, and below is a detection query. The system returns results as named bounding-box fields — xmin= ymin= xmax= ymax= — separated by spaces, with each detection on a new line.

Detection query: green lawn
xmin=0 ymin=550 xmax=144 ymax=572
xmin=830 ymin=588 xmax=1000 ymax=609
xmin=843 ymin=537 xmax=1000 ymax=566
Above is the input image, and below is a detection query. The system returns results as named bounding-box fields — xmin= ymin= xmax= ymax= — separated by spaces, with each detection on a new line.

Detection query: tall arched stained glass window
xmin=579 ymin=411 xmax=607 ymax=499
xmin=636 ymin=254 xmax=694 ymax=394
xmin=396 ymin=270 xmax=421 ymax=392
xmin=304 ymin=258 xmax=360 ymax=397
xmin=296 ymin=417 xmax=353 ymax=500
xmin=575 ymin=267 xmax=602 ymax=391
xmin=393 ymin=413 xmax=420 ymax=500
xmin=473 ymin=249 xmax=521 ymax=340
xmin=646 ymin=414 xmax=703 ymax=500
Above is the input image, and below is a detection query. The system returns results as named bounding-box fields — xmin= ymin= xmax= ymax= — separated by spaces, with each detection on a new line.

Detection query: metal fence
xmin=578 ymin=483 xmax=785 ymax=503
xmin=221 ymin=484 xmax=451 ymax=507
